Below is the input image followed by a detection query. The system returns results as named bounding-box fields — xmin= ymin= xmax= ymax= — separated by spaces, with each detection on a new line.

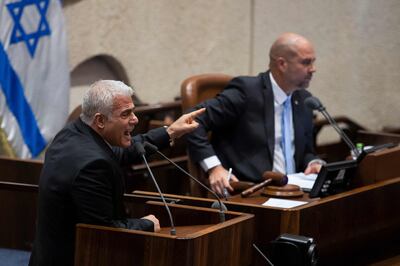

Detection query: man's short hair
xmin=80 ymin=80 xmax=133 ymax=125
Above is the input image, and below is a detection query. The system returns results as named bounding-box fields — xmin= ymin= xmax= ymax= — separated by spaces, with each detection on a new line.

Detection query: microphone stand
xmin=317 ymin=106 xmax=360 ymax=157
xmin=306 ymin=96 xmax=360 ymax=158
xmin=144 ymin=142 xmax=226 ymax=223
xmin=136 ymin=143 xmax=176 ymax=235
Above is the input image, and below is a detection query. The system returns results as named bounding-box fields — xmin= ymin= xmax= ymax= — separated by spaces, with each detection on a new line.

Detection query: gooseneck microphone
xmin=143 ymin=141 xmax=227 ymax=223
xmin=304 ymin=96 xmax=360 ymax=158
xmin=134 ymin=142 xmax=176 ymax=235
xmin=241 ymin=171 xmax=288 ymax=197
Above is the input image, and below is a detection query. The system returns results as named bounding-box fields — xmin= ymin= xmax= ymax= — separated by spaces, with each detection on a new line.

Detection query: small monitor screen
xmin=309 ymin=160 xmax=358 ymax=198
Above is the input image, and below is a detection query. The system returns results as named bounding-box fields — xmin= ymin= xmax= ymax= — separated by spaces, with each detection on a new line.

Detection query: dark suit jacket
xmin=29 ymin=118 xmax=170 ymax=266
xmin=186 ymin=71 xmax=317 ymax=182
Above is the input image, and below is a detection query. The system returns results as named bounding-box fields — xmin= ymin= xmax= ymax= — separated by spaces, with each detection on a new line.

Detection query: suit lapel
xmin=262 ymin=72 xmax=275 ymax=161
xmin=75 ymin=118 xmax=126 ymax=199
xmin=292 ymin=92 xmax=305 ymax=171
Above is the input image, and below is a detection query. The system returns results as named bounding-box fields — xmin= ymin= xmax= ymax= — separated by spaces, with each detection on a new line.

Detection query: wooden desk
xmin=75 ymin=202 xmax=254 ymax=266
xmin=0 ymin=154 xmax=190 ymax=195
xmin=133 ymin=177 xmax=400 ymax=265
xmin=0 ymin=181 xmax=254 ymax=266
xmin=356 ymin=146 xmax=400 ymax=186
xmin=0 ymin=156 xmax=42 ymax=184
xmin=0 ymin=182 xmax=37 ymax=250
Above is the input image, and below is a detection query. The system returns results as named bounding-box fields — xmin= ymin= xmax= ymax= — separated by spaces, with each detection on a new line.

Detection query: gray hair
xmin=80 ymin=80 xmax=134 ymax=125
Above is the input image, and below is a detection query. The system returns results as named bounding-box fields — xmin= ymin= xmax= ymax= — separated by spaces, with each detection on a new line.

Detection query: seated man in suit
xmin=186 ymin=33 xmax=324 ymax=196
xmin=29 ymin=80 xmax=205 ymax=266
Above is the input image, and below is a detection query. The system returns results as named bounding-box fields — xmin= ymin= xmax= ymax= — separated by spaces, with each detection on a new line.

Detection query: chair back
xmin=181 ymin=73 xmax=233 ymax=112
xmin=180 ymin=73 xmax=233 ymax=196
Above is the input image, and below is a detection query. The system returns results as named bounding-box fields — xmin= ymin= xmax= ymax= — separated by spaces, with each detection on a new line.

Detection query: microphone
xmin=134 ymin=142 xmax=176 ymax=235
xmin=143 ymin=141 xmax=227 ymax=222
xmin=304 ymin=96 xmax=324 ymax=111
xmin=304 ymin=96 xmax=360 ymax=157
xmin=241 ymin=171 xmax=288 ymax=197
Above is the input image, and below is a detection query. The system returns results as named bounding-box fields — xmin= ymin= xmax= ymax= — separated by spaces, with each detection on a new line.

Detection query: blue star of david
xmin=6 ymin=0 xmax=51 ymax=58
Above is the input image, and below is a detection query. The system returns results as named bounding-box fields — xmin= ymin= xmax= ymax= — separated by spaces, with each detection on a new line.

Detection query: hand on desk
xmin=141 ymin=214 xmax=160 ymax=232
xmin=208 ymin=165 xmax=238 ymax=196
xmin=304 ymin=162 xmax=323 ymax=175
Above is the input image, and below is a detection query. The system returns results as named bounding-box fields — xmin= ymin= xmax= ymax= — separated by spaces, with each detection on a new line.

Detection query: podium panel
xmin=356 ymin=146 xmax=400 ymax=186
xmin=75 ymin=201 xmax=254 ymax=266
xmin=0 ymin=182 xmax=37 ymax=250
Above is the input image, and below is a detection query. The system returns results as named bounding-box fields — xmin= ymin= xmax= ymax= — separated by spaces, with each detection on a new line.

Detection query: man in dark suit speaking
xmin=29 ymin=80 xmax=205 ymax=266
xmin=186 ymin=33 xmax=324 ymax=196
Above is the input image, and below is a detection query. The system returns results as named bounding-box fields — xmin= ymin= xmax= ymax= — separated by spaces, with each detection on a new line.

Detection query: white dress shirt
xmin=269 ymin=72 xmax=295 ymax=174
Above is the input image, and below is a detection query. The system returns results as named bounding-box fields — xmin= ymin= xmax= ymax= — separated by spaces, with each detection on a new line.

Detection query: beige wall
xmin=252 ymin=0 xmax=400 ymax=131
xmin=64 ymin=0 xmax=400 ymax=131
xmin=65 ymin=0 xmax=251 ymax=105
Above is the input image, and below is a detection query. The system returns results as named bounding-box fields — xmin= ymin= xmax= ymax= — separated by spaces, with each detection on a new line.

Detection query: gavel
xmin=241 ymin=171 xmax=288 ymax=197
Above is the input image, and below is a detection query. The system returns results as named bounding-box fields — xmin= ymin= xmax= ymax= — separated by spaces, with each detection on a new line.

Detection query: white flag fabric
xmin=0 ymin=0 xmax=69 ymax=158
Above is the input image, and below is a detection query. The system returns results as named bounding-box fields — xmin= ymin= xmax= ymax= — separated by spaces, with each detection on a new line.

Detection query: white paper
xmin=262 ymin=198 xmax=308 ymax=209
xmin=287 ymin=173 xmax=318 ymax=190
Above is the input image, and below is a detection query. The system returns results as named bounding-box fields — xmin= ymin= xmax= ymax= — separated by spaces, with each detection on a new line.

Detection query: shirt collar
xmin=269 ymin=72 xmax=291 ymax=105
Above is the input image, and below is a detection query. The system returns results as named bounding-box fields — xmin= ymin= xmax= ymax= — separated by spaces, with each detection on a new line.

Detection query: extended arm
xmin=186 ymin=78 xmax=248 ymax=194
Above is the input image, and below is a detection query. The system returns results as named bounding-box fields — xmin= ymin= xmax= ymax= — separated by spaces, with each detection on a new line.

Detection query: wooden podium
xmin=133 ymin=176 xmax=400 ymax=265
xmin=355 ymin=146 xmax=400 ymax=186
xmin=74 ymin=201 xmax=254 ymax=266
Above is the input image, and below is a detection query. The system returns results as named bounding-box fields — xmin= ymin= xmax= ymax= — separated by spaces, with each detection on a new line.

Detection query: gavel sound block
xmin=241 ymin=171 xmax=303 ymax=198
xmin=262 ymin=184 xmax=304 ymax=198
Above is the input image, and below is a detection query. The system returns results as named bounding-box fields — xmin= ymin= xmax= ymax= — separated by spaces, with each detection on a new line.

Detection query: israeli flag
xmin=0 ymin=0 xmax=69 ymax=158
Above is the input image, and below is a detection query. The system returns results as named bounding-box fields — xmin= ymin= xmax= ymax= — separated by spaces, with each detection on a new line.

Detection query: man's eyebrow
xmin=301 ymin=58 xmax=315 ymax=63
xmin=120 ymin=107 xmax=135 ymax=114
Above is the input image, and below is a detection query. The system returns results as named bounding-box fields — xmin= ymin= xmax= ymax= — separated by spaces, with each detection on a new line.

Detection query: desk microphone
xmin=134 ymin=142 xmax=176 ymax=235
xmin=143 ymin=141 xmax=227 ymax=222
xmin=241 ymin=171 xmax=288 ymax=197
xmin=304 ymin=96 xmax=360 ymax=157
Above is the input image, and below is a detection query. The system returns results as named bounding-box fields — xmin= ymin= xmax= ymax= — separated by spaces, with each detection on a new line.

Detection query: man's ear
xmin=276 ymin=57 xmax=287 ymax=72
xmin=93 ymin=113 xmax=106 ymax=129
